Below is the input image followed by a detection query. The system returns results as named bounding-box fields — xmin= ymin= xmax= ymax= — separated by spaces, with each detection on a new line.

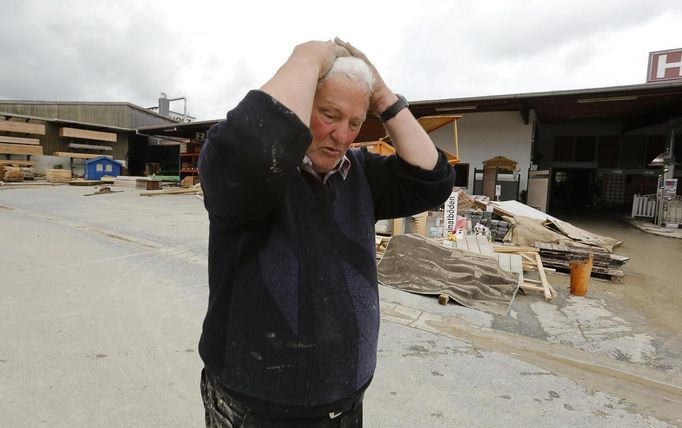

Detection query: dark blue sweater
xmin=199 ymin=90 xmax=454 ymax=410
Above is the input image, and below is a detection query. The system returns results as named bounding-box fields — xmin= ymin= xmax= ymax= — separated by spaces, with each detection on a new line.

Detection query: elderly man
xmin=198 ymin=39 xmax=455 ymax=427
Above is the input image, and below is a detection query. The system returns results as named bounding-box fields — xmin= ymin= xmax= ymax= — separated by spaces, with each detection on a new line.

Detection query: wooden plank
xmin=520 ymin=253 xmax=536 ymax=263
xmin=497 ymin=253 xmax=511 ymax=271
xmin=53 ymin=151 xmax=112 ymax=159
xmin=0 ymin=143 xmax=43 ymax=155
xmin=493 ymin=245 xmax=539 ymax=253
xmin=510 ymin=254 xmax=524 ymax=287
xmin=0 ymin=135 xmax=41 ymax=145
xmin=465 ymin=235 xmax=479 ymax=253
xmin=535 ymin=253 xmax=555 ymax=300
xmin=520 ymin=283 xmax=545 ymax=292
xmin=0 ymin=121 xmax=45 ymax=135
xmin=139 ymin=188 xmax=200 ymax=196
xmin=0 ymin=159 xmax=37 ymax=166
xmin=46 ymin=169 xmax=72 ymax=183
xmin=510 ymin=253 xmax=523 ymax=273
xmin=477 ymin=236 xmax=495 ymax=257
xmin=454 ymin=238 xmax=468 ymax=251
xmin=59 ymin=127 xmax=117 ymax=143
xmin=67 ymin=142 xmax=113 ymax=151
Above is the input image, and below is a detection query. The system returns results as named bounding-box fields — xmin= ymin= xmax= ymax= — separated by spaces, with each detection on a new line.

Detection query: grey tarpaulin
xmin=377 ymin=234 xmax=520 ymax=316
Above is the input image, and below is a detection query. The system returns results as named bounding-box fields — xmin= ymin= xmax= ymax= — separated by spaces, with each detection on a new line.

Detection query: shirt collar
xmin=300 ymin=155 xmax=351 ymax=183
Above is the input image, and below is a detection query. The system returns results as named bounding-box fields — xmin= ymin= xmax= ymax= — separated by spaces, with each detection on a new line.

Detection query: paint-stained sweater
xmin=198 ymin=90 xmax=455 ymax=412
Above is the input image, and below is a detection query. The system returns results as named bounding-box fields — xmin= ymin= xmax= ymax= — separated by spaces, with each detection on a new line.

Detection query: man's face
xmin=307 ymin=74 xmax=369 ymax=174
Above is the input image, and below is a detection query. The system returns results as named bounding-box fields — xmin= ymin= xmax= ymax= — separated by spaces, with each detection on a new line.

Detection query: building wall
xmin=428 ymin=111 xmax=534 ymax=195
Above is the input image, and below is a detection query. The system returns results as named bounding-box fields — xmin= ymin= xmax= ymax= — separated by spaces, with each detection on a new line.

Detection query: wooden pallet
xmin=535 ymin=242 xmax=624 ymax=283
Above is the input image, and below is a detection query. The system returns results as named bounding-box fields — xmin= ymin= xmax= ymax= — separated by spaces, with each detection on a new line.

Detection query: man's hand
xmin=290 ymin=40 xmax=350 ymax=80
xmin=260 ymin=40 xmax=349 ymax=126
xmin=333 ymin=37 xmax=397 ymax=115
xmin=333 ymin=37 xmax=439 ymax=170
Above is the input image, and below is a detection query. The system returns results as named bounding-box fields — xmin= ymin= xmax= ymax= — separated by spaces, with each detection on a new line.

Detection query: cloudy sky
xmin=1 ymin=0 xmax=681 ymax=120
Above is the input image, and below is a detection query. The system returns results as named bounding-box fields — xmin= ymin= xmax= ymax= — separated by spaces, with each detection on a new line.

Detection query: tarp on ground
xmin=493 ymin=200 xmax=622 ymax=252
xmin=377 ymin=234 xmax=520 ymax=316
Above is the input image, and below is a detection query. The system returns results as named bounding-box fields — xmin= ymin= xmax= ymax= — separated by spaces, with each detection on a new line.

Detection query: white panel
xmin=429 ymin=111 xmax=533 ymax=195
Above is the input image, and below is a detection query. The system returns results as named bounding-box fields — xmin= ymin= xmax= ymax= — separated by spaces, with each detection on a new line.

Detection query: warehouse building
xmin=0 ymin=100 xmax=180 ymax=176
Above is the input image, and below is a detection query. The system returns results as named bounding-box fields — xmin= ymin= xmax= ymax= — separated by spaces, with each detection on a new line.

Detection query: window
xmin=597 ymin=136 xmax=620 ymax=168
xmin=553 ymin=136 xmax=573 ymax=162
xmin=453 ymin=163 xmax=469 ymax=187
xmin=646 ymin=135 xmax=666 ymax=168
xmin=96 ymin=164 xmax=103 ymax=172
xmin=621 ymin=135 xmax=645 ymax=169
xmin=574 ymin=136 xmax=596 ymax=162
xmin=105 ymin=164 xmax=113 ymax=172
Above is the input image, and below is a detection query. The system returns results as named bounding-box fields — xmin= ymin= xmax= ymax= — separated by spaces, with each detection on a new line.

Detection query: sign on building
xmin=442 ymin=191 xmax=458 ymax=238
xmin=647 ymin=48 xmax=682 ymax=83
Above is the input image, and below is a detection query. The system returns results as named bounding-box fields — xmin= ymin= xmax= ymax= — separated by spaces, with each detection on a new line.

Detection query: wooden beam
xmin=67 ymin=142 xmax=113 ymax=151
xmin=535 ymin=253 xmax=554 ymax=300
xmin=53 ymin=151 xmax=112 ymax=159
xmin=0 ymin=143 xmax=43 ymax=156
xmin=520 ymin=283 xmax=545 ymax=292
xmin=493 ymin=245 xmax=539 ymax=254
xmin=0 ymin=121 xmax=46 ymax=135
xmin=0 ymin=159 xmax=38 ymax=166
xmin=0 ymin=135 xmax=41 ymax=145
xmin=139 ymin=188 xmax=200 ymax=196
xmin=59 ymin=127 xmax=117 ymax=143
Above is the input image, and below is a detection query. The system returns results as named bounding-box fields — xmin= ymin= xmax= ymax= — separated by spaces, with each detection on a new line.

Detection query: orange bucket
xmin=569 ymin=253 xmax=593 ymax=296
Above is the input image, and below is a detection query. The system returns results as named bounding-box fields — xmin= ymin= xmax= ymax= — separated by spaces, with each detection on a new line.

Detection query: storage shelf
xmin=179 ymin=139 xmax=203 ymax=180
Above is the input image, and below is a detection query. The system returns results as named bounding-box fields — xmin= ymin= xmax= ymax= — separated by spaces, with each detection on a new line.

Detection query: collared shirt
xmin=300 ymin=155 xmax=351 ymax=184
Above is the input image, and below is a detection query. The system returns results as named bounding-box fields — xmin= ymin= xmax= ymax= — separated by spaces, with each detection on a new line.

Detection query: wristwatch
xmin=378 ymin=94 xmax=409 ymax=123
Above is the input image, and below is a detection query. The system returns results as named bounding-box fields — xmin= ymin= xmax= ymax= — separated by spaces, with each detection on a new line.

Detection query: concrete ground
xmin=1 ymin=184 xmax=681 ymax=427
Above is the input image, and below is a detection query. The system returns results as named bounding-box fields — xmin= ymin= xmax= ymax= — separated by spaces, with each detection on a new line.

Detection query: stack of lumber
xmin=3 ymin=166 xmax=24 ymax=182
xmin=46 ymin=169 xmax=72 ymax=183
xmin=534 ymin=242 xmax=626 ymax=283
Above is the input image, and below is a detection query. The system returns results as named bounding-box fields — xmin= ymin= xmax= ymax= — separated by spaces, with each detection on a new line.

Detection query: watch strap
xmin=378 ymin=94 xmax=409 ymax=123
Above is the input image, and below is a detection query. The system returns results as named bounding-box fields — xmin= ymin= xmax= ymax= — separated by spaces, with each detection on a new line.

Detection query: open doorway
xmin=549 ymin=168 xmax=596 ymax=214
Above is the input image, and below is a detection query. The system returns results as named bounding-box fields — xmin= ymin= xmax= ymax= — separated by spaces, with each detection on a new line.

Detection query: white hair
xmin=319 ymin=56 xmax=375 ymax=94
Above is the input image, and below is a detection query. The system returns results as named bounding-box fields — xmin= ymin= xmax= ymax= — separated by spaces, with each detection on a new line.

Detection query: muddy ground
xmin=1 ymin=185 xmax=681 ymax=426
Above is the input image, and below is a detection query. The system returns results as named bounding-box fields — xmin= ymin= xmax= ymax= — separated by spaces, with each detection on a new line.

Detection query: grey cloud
xmin=0 ymin=1 xmax=182 ymax=109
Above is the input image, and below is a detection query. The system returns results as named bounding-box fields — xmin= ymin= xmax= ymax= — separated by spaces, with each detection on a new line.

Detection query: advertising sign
xmin=647 ymin=49 xmax=682 ymax=83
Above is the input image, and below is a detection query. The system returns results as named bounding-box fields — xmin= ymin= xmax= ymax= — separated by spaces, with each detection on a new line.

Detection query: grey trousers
xmin=200 ymin=369 xmax=363 ymax=428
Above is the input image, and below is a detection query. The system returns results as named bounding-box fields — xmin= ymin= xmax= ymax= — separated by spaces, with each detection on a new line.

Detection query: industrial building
xmin=0 ymin=99 xmax=182 ymax=176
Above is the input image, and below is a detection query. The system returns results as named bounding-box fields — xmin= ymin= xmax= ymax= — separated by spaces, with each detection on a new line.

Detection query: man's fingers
xmin=333 ymin=37 xmax=367 ymax=61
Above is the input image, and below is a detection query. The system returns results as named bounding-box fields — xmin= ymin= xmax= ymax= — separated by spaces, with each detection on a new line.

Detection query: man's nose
xmin=331 ymin=124 xmax=351 ymax=144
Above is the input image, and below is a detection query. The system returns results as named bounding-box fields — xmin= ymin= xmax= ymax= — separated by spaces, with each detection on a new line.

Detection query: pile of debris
xmin=375 ymin=188 xmax=630 ymax=315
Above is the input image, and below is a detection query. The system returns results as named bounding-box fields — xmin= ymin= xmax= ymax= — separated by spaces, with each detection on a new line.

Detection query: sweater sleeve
xmin=357 ymin=148 xmax=455 ymax=221
xmin=199 ymin=90 xmax=312 ymax=226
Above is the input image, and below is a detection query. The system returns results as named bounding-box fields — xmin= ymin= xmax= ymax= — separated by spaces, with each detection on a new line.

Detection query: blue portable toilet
xmin=85 ymin=156 xmax=123 ymax=180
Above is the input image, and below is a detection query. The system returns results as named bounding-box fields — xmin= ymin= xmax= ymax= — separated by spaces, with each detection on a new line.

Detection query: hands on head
xmin=332 ymin=37 xmax=397 ymax=115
